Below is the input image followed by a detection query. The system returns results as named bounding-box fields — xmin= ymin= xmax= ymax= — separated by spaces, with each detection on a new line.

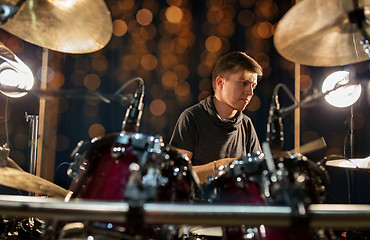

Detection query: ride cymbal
xmin=274 ymin=0 xmax=370 ymax=66
xmin=326 ymin=158 xmax=370 ymax=169
xmin=0 ymin=0 xmax=113 ymax=53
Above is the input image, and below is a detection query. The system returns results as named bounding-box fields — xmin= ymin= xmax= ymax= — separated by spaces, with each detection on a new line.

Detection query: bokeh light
xmin=74 ymin=58 xmax=91 ymax=74
xmin=36 ymin=66 xmax=55 ymax=83
xmin=246 ymin=95 xmax=261 ymax=112
xmin=174 ymin=64 xmax=190 ymax=80
xmin=253 ymin=21 xmax=274 ymax=39
xmin=161 ymin=71 xmax=178 ymax=89
xmin=165 ymin=6 xmax=183 ymax=23
xmin=150 ymin=99 xmax=167 ymax=116
xmin=113 ymin=19 xmax=128 ymax=37
xmin=84 ymin=74 xmax=101 ymax=90
xmin=238 ymin=9 xmax=255 ymax=27
xmin=122 ymin=54 xmax=140 ymax=71
xmin=118 ymin=0 xmax=135 ymax=10
xmin=88 ymin=123 xmax=105 ymax=139
xmin=174 ymin=81 xmax=190 ymax=97
xmin=141 ymin=54 xmax=158 ymax=70
xmin=6 ymin=36 xmax=24 ymax=53
xmin=205 ymin=36 xmax=222 ymax=53
xmin=137 ymin=9 xmax=153 ymax=26
xmin=92 ymin=55 xmax=109 ymax=73
xmin=255 ymin=0 xmax=279 ymax=19
xmin=48 ymin=71 xmax=65 ymax=89
xmin=300 ymin=74 xmax=312 ymax=91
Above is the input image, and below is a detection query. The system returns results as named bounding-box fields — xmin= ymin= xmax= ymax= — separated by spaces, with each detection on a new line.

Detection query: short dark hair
xmin=211 ymin=51 xmax=263 ymax=90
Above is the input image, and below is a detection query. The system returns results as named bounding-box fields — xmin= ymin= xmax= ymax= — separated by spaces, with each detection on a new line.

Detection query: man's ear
xmin=215 ymin=76 xmax=223 ymax=89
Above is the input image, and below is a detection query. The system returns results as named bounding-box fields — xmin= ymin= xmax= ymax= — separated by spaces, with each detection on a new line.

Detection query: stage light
xmin=0 ymin=41 xmax=34 ymax=98
xmin=322 ymin=71 xmax=361 ymax=108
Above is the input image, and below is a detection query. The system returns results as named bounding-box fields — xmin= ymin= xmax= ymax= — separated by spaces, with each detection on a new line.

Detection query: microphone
xmin=266 ymin=93 xmax=284 ymax=152
xmin=122 ymin=82 xmax=145 ymax=132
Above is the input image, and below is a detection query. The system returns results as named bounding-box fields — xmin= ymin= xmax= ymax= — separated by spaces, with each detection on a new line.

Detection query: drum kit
xmin=0 ymin=0 xmax=369 ymax=239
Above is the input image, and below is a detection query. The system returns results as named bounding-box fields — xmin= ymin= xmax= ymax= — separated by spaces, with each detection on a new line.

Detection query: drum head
xmin=189 ymin=226 xmax=223 ymax=239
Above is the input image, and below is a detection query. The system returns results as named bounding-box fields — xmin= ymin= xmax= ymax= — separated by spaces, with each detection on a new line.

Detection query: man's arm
xmin=174 ymin=147 xmax=236 ymax=184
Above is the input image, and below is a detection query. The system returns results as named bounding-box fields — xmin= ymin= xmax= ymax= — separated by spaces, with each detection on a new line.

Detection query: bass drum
xmin=58 ymin=131 xmax=200 ymax=240
xmin=202 ymin=152 xmax=330 ymax=240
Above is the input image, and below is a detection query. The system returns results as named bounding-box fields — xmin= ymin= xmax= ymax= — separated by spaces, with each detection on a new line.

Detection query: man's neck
xmin=213 ymin=96 xmax=238 ymax=120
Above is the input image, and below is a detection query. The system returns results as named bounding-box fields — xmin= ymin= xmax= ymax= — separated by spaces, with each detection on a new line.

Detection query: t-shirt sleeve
xmin=169 ymin=109 xmax=197 ymax=153
xmin=249 ymin=122 xmax=262 ymax=153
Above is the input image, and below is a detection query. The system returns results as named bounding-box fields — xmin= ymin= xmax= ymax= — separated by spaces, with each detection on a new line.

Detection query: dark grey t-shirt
xmin=169 ymin=95 xmax=262 ymax=166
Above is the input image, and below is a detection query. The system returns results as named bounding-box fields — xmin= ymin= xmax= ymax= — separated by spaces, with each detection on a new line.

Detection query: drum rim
xmin=189 ymin=226 xmax=223 ymax=237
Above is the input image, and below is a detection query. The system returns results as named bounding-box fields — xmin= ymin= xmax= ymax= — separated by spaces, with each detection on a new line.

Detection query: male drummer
xmin=169 ymin=51 xmax=262 ymax=183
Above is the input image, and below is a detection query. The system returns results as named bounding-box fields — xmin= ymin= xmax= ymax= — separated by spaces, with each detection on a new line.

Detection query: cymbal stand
xmin=349 ymin=105 xmax=355 ymax=159
xmin=25 ymin=112 xmax=39 ymax=195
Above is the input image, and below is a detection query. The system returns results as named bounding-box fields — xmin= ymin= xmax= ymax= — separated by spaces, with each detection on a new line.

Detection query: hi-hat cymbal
xmin=274 ymin=0 xmax=370 ymax=66
xmin=0 ymin=167 xmax=68 ymax=198
xmin=326 ymin=157 xmax=370 ymax=169
xmin=0 ymin=0 xmax=113 ymax=53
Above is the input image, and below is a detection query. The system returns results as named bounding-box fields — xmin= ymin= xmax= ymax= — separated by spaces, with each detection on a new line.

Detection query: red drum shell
xmin=66 ymin=132 xmax=152 ymax=201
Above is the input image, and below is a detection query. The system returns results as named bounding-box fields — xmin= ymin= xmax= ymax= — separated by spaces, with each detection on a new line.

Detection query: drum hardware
xmin=361 ymin=39 xmax=370 ymax=56
xmin=274 ymin=0 xmax=370 ymax=66
xmin=0 ymin=216 xmax=45 ymax=240
xmin=0 ymin=0 xmax=112 ymax=54
xmin=25 ymin=113 xmax=39 ymax=177
xmin=0 ymin=195 xmax=370 ymax=229
xmin=121 ymin=78 xmax=145 ymax=133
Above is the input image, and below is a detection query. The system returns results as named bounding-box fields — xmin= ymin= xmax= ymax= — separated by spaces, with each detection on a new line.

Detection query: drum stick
xmin=290 ymin=137 xmax=326 ymax=155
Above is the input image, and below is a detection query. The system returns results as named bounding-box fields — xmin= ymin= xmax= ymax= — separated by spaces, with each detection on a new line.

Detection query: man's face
xmin=217 ymin=69 xmax=258 ymax=112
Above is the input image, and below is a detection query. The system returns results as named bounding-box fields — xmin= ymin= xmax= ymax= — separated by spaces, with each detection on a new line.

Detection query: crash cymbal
xmin=0 ymin=167 xmax=68 ymax=198
xmin=274 ymin=0 xmax=370 ymax=66
xmin=0 ymin=0 xmax=113 ymax=53
xmin=326 ymin=157 xmax=370 ymax=169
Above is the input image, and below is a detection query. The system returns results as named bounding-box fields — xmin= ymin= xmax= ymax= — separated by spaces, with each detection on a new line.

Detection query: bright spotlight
xmin=0 ymin=41 xmax=34 ymax=98
xmin=322 ymin=71 xmax=362 ymax=108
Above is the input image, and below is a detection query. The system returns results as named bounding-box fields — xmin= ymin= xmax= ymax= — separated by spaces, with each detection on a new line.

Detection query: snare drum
xmin=60 ymin=131 xmax=199 ymax=239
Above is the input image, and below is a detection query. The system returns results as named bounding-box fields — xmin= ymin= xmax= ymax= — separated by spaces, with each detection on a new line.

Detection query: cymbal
xmin=326 ymin=158 xmax=370 ymax=169
xmin=0 ymin=0 xmax=113 ymax=53
xmin=274 ymin=0 xmax=370 ymax=66
xmin=0 ymin=167 xmax=68 ymax=198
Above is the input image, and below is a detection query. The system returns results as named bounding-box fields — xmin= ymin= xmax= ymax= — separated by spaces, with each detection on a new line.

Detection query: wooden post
xmin=294 ymin=0 xmax=302 ymax=152
xmin=36 ymin=48 xmax=58 ymax=182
